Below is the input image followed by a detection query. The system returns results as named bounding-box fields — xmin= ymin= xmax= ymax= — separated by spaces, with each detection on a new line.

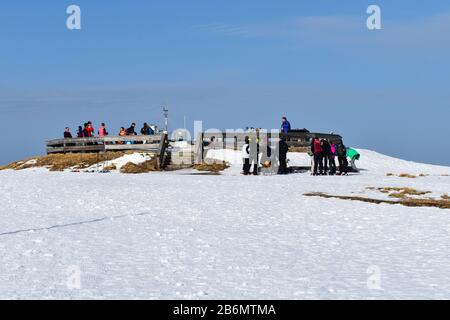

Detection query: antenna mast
xmin=163 ymin=105 xmax=169 ymax=132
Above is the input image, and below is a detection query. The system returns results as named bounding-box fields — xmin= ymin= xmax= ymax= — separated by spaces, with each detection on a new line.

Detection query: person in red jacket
xmin=311 ymin=137 xmax=324 ymax=175
xmin=85 ymin=121 xmax=94 ymax=137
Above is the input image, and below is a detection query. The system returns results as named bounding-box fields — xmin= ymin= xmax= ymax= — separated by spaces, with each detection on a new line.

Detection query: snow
xmin=0 ymin=149 xmax=449 ymax=299
xmin=85 ymin=152 xmax=153 ymax=171
xmin=207 ymin=148 xmax=450 ymax=176
xmin=24 ymin=159 xmax=37 ymax=166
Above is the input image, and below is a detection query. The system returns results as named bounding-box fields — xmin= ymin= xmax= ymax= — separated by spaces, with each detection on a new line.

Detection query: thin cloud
xmin=193 ymin=12 xmax=450 ymax=51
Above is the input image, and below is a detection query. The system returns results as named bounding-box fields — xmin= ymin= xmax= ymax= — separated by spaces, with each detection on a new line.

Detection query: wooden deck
xmin=46 ymin=134 xmax=169 ymax=167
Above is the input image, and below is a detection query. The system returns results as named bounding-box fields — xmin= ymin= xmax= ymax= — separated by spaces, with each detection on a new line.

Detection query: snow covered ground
xmin=0 ymin=149 xmax=449 ymax=299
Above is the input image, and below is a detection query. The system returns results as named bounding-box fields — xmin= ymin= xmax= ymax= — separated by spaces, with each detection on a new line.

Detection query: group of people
xmin=240 ymin=116 xmax=350 ymax=176
xmin=63 ymin=122 xmax=155 ymax=138
xmin=311 ymin=137 xmax=348 ymax=176
xmin=241 ymin=135 xmax=348 ymax=176
xmin=241 ymin=136 xmax=289 ymax=176
xmin=282 ymin=116 xmax=349 ymax=176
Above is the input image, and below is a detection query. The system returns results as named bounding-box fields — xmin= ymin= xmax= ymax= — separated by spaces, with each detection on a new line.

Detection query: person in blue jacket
xmin=281 ymin=117 xmax=291 ymax=133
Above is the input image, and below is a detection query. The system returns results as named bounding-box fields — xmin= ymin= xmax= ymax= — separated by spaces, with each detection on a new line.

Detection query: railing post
xmin=194 ymin=132 xmax=204 ymax=164
xmin=158 ymin=133 xmax=168 ymax=169
xmin=201 ymin=132 xmax=204 ymax=163
xmin=222 ymin=132 xmax=226 ymax=150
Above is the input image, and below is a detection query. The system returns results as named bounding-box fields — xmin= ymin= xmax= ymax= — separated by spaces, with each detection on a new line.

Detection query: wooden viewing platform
xmin=46 ymin=133 xmax=169 ymax=167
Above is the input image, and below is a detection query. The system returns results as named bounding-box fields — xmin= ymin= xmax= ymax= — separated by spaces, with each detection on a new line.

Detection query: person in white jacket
xmin=242 ymin=136 xmax=250 ymax=175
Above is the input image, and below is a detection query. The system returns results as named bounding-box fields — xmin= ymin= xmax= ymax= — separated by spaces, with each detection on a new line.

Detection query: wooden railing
xmin=46 ymin=134 xmax=168 ymax=162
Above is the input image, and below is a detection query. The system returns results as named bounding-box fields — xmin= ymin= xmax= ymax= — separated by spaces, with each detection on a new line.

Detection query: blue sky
xmin=1 ymin=1 xmax=450 ymax=165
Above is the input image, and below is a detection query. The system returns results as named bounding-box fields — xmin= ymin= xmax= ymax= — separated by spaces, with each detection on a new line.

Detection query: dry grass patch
xmin=400 ymin=198 xmax=450 ymax=209
xmin=398 ymin=173 xmax=418 ymax=178
xmin=442 ymin=194 xmax=450 ymax=200
xmin=376 ymin=187 xmax=431 ymax=199
xmin=289 ymin=146 xmax=309 ymax=153
xmin=386 ymin=173 xmax=429 ymax=178
xmin=304 ymin=192 xmax=450 ymax=210
xmin=193 ymin=162 xmax=229 ymax=173
xmin=103 ymin=163 xmax=117 ymax=171
xmin=0 ymin=152 xmax=128 ymax=172
xmin=120 ymin=157 xmax=159 ymax=174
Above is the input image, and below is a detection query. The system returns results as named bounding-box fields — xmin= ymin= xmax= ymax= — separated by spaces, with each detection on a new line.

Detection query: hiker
xmin=140 ymin=122 xmax=154 ymax=135
xmin=77 ymin=126 xmax=83 ymax=138
xmin=125 ymin=123 xmax=137 ymax=144
xmin=82 ymin=123 xmax=89 ymax=137
xmin=346 ymin=147 xmax=360 ymax=173
xmin=321 ymin=139 xmax=332 ymax=174
xmin=98 ymin=123 xmax=108 ymax=136
xmin=204 ymin=136 xmax=215 ymax=147
xmin=336 ymin=140 xmax=348 ymax=175
xmin=281 ymin=117 xmax=291 ymax=133
xmin=259 ymin=136 xmax=276 ymax=175
xmin=249 ymin=136 xmax=260 ymax=175
xmin=242 ymin=136 xmax=251 ymax=175
xmin=328 ymin=141 xmax=337 ymax=175
xmin=87 ymin=121 xmax=95 ymax=137
xmin=278 ymin=138 xmax=289 ymax=174
xmin=311 ymin=137 xmax=324 ymax=175
xmin=85 ymin=122 xmax=94 ymax=137
xmin=64 ymin=127 xmax=72 ymax=138
xmin=126 ymin=123 xmax=137 ymax=136
xmin=118 ymin=127 xmax=126 ymax=144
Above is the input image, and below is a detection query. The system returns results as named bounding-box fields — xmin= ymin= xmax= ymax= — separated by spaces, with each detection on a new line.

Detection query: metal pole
xmin=163 ymin=106 xmax=169 ymax=132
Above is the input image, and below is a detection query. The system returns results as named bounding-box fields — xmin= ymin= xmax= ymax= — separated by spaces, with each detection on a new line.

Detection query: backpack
xmin=336 ymin=143 xmax=346 ymax=157
xmin=330 ymin=144 xmax=336 ymax=155
xmin=313 ymin=139 xmax=322 ymax=154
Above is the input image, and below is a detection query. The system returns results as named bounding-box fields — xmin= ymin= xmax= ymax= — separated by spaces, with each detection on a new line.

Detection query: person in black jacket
xmin=64 ymin=127 xmax=72 ymax=138
xmin=126 ymin=123 xmax=137 ymax=135
xmin=278 ymin=138 xmax=289 ymax=174
xmin=321 ymin=139 xmax=331 ymax=174
xmin=336 ymin=140 xmax=348 ymax=175
xmin=77 ymin=126 xmax=83 ymax=137
xmin=242 ymin=136 xmax=251 ymax=175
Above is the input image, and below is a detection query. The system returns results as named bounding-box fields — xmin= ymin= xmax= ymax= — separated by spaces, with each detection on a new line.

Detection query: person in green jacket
xmin=347 ymin=148 xmax=360 ymax=161
xmin=347 ymin=148 xmax=360 ymax=173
